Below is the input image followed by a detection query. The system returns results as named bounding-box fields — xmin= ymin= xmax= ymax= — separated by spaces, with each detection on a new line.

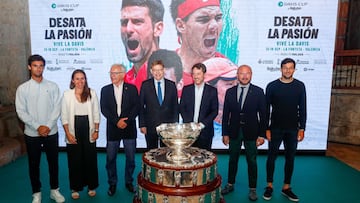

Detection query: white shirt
xmin=113 ymin=83 xmax=123 ymax=116
xmin=193 ymin=83 xmax=204 ymax=123
xmin=75 ymin=100 xmax=88 ymax=115
xmin=15 ymin=78 xmax=61 ymax=137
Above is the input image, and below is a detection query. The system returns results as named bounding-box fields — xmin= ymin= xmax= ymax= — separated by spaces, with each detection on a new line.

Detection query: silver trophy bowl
xmin=156 ymin=123 xmax=202 ymax=163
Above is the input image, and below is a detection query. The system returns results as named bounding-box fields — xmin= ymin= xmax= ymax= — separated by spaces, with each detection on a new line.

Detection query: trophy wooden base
xmin=134 ymin=147 xmax=225 ymax=203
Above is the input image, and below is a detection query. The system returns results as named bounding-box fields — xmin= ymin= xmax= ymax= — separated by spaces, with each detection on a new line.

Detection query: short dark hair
xmin=28 ymin=54 xmax=45 ymax=66
xmin=281 ymin=58 xmax=296 ymax=69
xmin=147 ymin=49 xmax=183 ymax=82
xmin=192 ymin=63 xmax=207 ymax=73
xmin=151 ymin=60 xmax=165 ymax=69
xmin=121 ymin=0 xmax=164 ymax=24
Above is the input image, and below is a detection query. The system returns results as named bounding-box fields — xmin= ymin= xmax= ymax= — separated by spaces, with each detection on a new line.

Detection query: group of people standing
xmin=16 ymin=55 xmax=102 ymax=202
xmin=16 ymin=54 xmax=306 ymax=203
xmin=220 ymin=58 xmax=306 ymax=203
xmin=15 ymin=0 xmax=306 ymax=203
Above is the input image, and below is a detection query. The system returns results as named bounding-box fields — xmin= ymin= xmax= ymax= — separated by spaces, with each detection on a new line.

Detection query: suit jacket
xmin=139 ymin=78 xmax=179 ymax=134
xmin=61 ymin=88 xmax=100 ymax=143
xmin=180 ymin=83 xmax=218 ymax=139
xmin=222 ymin=84 xmax=266 ymax=140
xmin=100 ymin=83 xmax=139 ymax=141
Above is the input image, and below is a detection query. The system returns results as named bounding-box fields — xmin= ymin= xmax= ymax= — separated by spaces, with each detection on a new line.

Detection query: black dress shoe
xmin=107 ymin=185 xmax=116 ymax=196
xmin=125 ymin=183 xmax=136 ymax=193
xmin=221 ymin=184 xmax=234 ymax=195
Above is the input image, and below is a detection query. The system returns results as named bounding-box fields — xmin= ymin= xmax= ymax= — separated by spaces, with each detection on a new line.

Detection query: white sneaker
xmin=50 ymin=188 xmax=65 ymax=203
xmin=32 ymin=192 xmax=41 ymax=203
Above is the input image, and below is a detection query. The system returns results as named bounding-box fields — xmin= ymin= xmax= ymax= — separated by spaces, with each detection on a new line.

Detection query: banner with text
xmin=29 ymin=0 xmax=338 ymax=150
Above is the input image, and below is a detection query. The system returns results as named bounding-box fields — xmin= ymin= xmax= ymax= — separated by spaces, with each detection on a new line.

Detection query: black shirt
xmin=266 ymin=78 xmax=306 ymax=130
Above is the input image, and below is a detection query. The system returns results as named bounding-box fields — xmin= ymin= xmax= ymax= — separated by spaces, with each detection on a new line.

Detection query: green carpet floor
xmin=0 ymin=152 xmax=359 ymax=202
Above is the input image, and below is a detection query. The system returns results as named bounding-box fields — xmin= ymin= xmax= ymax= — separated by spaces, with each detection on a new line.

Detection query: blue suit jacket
xmin=139 ymin=78 xmax=179 ymax=134
xmin=222 ymin=84 xmax=266 ymax=140
xmin=100 ymin=83 xmax=139 ymax=141
xmin=180 ymin=83 xmax=218 ymax=139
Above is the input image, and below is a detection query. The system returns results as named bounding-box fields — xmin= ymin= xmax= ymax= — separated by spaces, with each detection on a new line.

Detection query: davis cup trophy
xmin=156 ymin=122 xmax=201 ymax=163
xmin=134 ymin=123 xmax=225 ymax=203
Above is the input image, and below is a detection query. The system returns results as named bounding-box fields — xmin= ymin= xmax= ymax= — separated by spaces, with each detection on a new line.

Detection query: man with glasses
xmin=100 ymin=64 xmax=140 ymax=195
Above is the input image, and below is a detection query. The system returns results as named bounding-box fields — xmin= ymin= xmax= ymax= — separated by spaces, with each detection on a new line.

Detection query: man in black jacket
xmin=100 ymin=64 xmax=140 ymax=195
xmin=221 ymin=65 xmax=267 ymax=201
xmin=139 ymin=60 xmax=179 ymax=150
xmin=180 ymin=63 xmax=218 ymax=151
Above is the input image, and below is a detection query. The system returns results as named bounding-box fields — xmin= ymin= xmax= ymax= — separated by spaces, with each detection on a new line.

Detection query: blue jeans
xmin=266 ymin=129 xmax=298 ymax=184
xmin=106 ymin=139 xmax=136 ymax=186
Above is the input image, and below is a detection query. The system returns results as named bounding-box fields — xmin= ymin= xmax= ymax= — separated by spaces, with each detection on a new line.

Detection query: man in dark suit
xmin=221 ymin=65 xmax=267 ymax=201
xmin=139 ymin=60 xmax=179 ymax=150
xmin=100 ymin=64 xmax=140 ymax=195
xmin=180 ymin=63 xmax=218 ymax=151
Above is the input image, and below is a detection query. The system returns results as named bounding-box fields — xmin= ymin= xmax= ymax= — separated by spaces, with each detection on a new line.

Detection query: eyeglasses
xmin=109 ymin=71 xmax=125 ymax=75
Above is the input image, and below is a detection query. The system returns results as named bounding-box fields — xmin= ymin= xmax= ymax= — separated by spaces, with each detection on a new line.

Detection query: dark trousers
xmin=192 ymin=134 xmax=213 ymax=151
xmin=25 ymin=133 xmax=59 ymax=193
xmin=266 ymin=129 xmax=298 ymax=184
xmin=66 ymin=115 xmax=98 ymax=191
xmin=145 ymin=132 xmax=165 ymax=150
xmin=227 ymin=129 xmax=258 ymax=188
xmin=106 ymin=139 xmax=136 ymax=186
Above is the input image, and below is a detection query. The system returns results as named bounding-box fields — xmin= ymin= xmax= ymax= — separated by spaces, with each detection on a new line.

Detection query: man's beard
xmin=282 ymin=74 xmax=293 ymax=80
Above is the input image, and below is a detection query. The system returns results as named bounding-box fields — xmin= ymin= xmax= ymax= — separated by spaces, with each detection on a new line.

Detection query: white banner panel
xmin=28 ymin=0 xmax=338 ymax=150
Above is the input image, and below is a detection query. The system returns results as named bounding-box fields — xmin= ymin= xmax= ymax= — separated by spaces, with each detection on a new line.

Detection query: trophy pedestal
xmin=134 ymin=147 xmax=225 ymax=203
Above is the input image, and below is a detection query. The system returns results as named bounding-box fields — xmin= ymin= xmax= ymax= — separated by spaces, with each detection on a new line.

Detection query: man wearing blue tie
xmin=139 ymin=60 xmax=179 ymax=150
xmin=221 ymin=65 xmax=267 ymax=201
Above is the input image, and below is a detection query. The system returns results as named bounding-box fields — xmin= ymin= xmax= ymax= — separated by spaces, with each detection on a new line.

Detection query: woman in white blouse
xmin=61 ymin=69 xmax=100 ymax=199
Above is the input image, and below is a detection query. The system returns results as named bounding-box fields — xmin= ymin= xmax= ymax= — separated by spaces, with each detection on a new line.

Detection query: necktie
xmin=239 ymin=87 xmax=244 ymax=111
xmin=157 ymin=81 xmax=163 ymax=105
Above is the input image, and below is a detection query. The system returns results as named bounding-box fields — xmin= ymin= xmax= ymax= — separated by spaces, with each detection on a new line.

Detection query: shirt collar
xmin=194 ymin=82 xmax=205 ymax=89
xmin=238 ymin=83 xmax=250 ymax=89
xmin=154 ymin=78 xmax=165 ymax=84
xmin=113 ymin=82 xmax=124 ymax=89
